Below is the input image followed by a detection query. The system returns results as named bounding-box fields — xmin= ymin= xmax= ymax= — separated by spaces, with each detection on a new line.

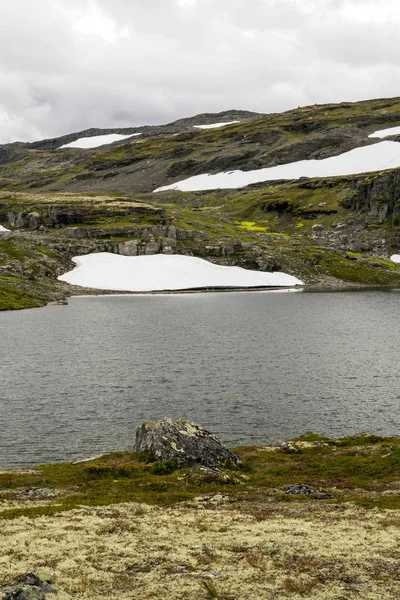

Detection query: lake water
xmin=1 ymin=290 xmax=400 ymax=469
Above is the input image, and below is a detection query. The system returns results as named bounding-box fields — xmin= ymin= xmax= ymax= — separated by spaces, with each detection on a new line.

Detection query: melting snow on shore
xmin=154 ymin=141 xmax=400 ymax=192
xmin=59 ymin=133 xmax=141 ymax=149
xmin=193 ymin=121 xmax=240 ymax=129
xmin=58 ymin=253 xmax=303 ymax=291
xmin=369 ymin=126 xmax=400 ymax=139
xmin=391 ymin=254 xmax=400 ymax=264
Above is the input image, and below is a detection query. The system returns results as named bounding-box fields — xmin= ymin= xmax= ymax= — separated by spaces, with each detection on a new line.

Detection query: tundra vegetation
xmin=1 ymin=434 xmax=400 ymax=598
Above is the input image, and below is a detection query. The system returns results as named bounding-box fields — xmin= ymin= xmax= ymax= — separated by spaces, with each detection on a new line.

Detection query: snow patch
xmin=59 ymin=133 xmax=141 ymax=149
xmin=154 ymin=141 xmax=400 ymax=192
xmin=390 ymin=254 xmax=400 ymax=264
xmin=0 ymin=225 xmax=10 ymax=232
xmin=193 ymin=121 xmax=240 ymax=129
xmin=369 ymin=126 xmax=400 ymax=139
xmin=58 ymin=253 xmax=303 ymax=291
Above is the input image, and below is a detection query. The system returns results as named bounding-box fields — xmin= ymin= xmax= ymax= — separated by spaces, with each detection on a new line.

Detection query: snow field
xmin=59 ymin=133 xmax=141 ymax=149
xmin=369 ymin=126 xmax=400 ymax=139
xmin=154 ymin=141 xmax=400 ymax=192
xmin=193 ymin=121 xmax=240 ymax=129
xmin=58 ymin=253 xmax=303 ymax=292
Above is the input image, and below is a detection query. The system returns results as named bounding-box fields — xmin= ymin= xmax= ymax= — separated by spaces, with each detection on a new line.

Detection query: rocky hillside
xmin=2 ymin=97 xmax=400 ymax=309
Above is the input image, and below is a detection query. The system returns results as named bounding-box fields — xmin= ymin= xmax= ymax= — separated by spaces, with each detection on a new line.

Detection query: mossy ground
xmin=2 ymin=434 xmax=400 ymax=520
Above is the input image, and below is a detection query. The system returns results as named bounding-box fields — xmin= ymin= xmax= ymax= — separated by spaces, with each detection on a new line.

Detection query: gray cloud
xmin=0 ymin=0 xmax=399 ymax=143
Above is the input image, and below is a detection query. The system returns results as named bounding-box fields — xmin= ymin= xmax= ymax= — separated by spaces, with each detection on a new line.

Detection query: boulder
xmin=134 ymin=418 xmax=241 ymax=468
xmin=118 ymin=240 xmax=139 ymax=256
xmin=64 ymin=227 xmax=87 ymax=239
xmin=1 ymin=573 xmax=56 ymax=599
xmin=27 ymin=212 xmax=40 ymax=230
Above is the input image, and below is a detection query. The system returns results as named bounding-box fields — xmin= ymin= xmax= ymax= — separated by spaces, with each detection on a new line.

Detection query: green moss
xmin=236 ymin=220 xmax=268 ymax=232
xmin=34 ymin=245 xmax=54 ymax=256
xmin=0 ymin=277 xmax=48 ymax=310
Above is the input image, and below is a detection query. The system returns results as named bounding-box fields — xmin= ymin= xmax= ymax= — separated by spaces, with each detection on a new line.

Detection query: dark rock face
xmin=134 ymin=418 xmax=241 ymax=468
xmin=1 ymin=573 xmax=56 ymax=600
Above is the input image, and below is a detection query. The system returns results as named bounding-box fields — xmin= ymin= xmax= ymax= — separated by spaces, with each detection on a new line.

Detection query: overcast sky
xmin=1 ymin=0 xmax=399 ymax=143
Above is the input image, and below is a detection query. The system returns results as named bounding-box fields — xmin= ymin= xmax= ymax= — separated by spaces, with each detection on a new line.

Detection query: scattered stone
xmin=279 ymin=441 xmax=299 ymax=454
xmin=312 ymin=224 xmax=325 ymax=232
xmin=281 ymin=483 xmax=332 ymax=499
xmin=14 ymin=488 xmax=57 ymax=500
xmin=193 ymin=493 xmax=230 ymax=505
xmin=134 ymin=418 xmax=241 ymax=468
xmin=1 ymin=573 xmax=56 ymax=599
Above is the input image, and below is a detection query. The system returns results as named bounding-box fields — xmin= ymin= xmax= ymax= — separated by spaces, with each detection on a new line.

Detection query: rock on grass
xmin=134 ymin=418 xmax=241 ymax=469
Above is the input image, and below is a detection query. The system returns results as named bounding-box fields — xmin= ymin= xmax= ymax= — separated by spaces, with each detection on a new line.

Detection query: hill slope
xmin=2 ymin=97 xmax=400 ymax=309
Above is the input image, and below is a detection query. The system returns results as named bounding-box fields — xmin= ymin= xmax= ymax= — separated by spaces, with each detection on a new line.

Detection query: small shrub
xmin=151 ymin=460 xmax=177 ymax=475
xmin=135 ymin=449 xmax=156 ymax=463
xmin=283 ymin=576 xmax=319 ymax=595
xmin=202 ymin=579 xmax=219 ymax=598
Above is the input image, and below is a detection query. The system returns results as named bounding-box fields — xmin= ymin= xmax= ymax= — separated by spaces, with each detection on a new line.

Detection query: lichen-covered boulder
xmin=134 ymin=418 xmax=241 ymax=469
xmin=1 ymin=573 xmax=56 ymax=599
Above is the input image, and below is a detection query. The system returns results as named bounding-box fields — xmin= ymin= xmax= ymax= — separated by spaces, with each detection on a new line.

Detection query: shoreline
xmin=54 ymin=281 xmax=400 ymax=304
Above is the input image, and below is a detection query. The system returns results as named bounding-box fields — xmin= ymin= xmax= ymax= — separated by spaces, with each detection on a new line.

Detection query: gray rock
xmin=312 ymin=224 xmax=325 ymax=232
xmin=15 ymin=212 xmax=27 ymax=228
xmin=64 ymin=227 xmax=87 ymax=239
xmin=0 ymin=228 xmax=13 ymax=241
xmin=1 ymin=573 xmax=56 ymax=600
xmin=167 ymin=225 xmax=177 ymax=239
xmin=134 ymin=418 xmax=241 ymax=468
xmin=27 ymin=212 xmax=40 ymax=230
xmin=14 ymin=487 xmax=57 ymax=500
xmin=144 ymin=241 xmax=161 ymax=255
xmin=281 ymin=483 xmax=332 ymax=499
xmin=118 ymin=240 xmax=139 ymax=256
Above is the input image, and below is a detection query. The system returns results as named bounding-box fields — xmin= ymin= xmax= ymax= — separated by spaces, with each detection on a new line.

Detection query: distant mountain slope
xmin=2 ymin=97 xmax=400 ymax=309
xmin=1 ymin=98 xmax=400 ymax=195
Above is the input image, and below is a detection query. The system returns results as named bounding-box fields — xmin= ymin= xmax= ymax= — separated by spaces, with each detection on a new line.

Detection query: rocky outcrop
xmin=134 ymin=418 xmax=241 ymax=468
xmin=1 ymin=573 xmax=56 ymax=599
xmin=6 ymin=204 xmax=164 ymax=230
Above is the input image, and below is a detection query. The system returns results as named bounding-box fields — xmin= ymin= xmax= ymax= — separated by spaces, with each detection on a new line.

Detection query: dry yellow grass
xmin=1 ymin=499 xmax=400 ymax=599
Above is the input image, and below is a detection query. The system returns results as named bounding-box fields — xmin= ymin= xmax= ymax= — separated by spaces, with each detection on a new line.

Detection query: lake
xmin=1 ymin=290 xmax=400 ymax=469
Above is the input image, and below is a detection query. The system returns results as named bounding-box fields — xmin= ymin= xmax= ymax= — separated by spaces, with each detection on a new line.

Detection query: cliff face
xmin=2 ymin=97 xmax=400 ymax=309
